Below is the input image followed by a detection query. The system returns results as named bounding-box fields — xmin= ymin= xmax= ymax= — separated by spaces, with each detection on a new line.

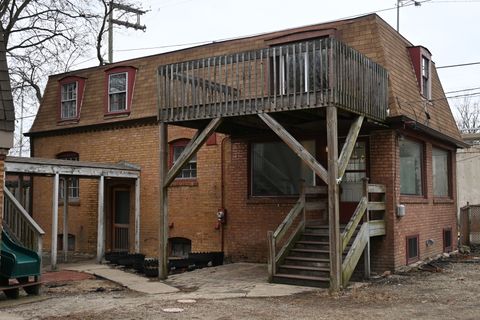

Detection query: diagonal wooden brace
xmin=338 ymin=115 xmax=364 ymax=181
xmin=164 ymin=117 xmax=223 ymax=187
xmin=258 ymin=113 xmax=329 ymax=185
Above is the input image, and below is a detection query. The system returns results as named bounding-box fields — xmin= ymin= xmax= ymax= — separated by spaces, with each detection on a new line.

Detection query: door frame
xmin=111 ymin=186 xmax=131 ymax=252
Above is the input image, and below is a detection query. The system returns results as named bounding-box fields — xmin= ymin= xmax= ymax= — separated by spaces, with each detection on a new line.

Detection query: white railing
xmin=3 ymin=187 xmax=45 ymax=255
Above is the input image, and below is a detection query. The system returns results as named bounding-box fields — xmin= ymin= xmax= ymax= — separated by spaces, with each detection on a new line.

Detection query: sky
xmin=98 ymin=0 xmax=480 ymax=104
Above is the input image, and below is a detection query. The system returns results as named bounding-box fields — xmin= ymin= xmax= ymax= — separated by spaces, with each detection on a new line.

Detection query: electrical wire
xmin=437 ymin=61 xmax=480 ymax=69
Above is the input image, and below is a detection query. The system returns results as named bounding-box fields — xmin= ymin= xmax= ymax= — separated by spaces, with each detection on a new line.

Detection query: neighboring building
xmin=457 ymin=134 xmax=480 ymax=211
xmin=24 ymin=14 xmax=462 ymax=289
xmin=0 ymin=27 xmax=16 ymax=232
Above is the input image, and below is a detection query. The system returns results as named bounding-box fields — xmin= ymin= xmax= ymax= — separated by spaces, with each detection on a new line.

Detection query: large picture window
xmin=400 ymin=139 xmax=423 ymax=195
xmin=251 ymin=140 xmax=315 ymax=196
xmin=432 ymin=147 xmax=450 ymax=197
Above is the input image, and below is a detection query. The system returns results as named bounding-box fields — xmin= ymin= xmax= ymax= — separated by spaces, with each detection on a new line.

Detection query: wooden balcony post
xmin=327 ymin=106 xmax=341 ymax=291
xmin=159 ymin=122 xmax=169 ymax=280
xmin=134 ymin=177 xmax=141 ymax=253
xmin=51 ymin=173 xmax=59 ymax=271
xmin=63 ymin=177 xmax=69 ymax=262
xmin=362 ymin=177 xmax=370 ymax=279
xmin=97 ymin=175 xmax=105 ymax=263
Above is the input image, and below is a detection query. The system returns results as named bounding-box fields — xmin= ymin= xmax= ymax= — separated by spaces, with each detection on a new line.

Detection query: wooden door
xmin=339 ymin=141 xmax=368 ymax=224
xmin=112 ymin=188 xmax=130 ymax=251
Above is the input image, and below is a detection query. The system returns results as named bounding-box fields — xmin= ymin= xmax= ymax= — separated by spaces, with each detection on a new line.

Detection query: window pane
xmin=400 ymin=139 xmax=422 ymax=195
xmin=433 ymin=148 xmax=449 ymax=197
xmin=109 ymin=73 xmax=126 ymax=93
xmin=109 ymin=92 xmax=127 ymax=111
xmin=251 ymin=141 xmax=314 ymax=196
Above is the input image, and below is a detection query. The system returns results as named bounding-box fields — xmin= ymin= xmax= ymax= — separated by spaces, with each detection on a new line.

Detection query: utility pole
xmin=108 ymin=1 xmax=147 ymax=64
xmin=396 ymin=0 xmax=422 ymax=32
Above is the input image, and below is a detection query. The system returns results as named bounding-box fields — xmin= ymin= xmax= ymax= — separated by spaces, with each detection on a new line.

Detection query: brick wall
xmin=31 ymin=123 xmax=224 ymax=257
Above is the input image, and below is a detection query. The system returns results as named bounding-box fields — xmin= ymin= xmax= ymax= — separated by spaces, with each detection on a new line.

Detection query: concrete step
xmin=272 ymin=273 xmax=330 ymax=288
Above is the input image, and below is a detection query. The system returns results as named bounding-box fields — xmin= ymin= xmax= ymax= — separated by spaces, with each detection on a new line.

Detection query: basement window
xmin=169 ymin=237 xmax=191 ymax=258
xmin=250 ymin=140 xmax=315 ymax=196
xmin=406 ymin=235 xmax=419 ymax=264
xmin=443 ymin=228 xmax=452 ymax=253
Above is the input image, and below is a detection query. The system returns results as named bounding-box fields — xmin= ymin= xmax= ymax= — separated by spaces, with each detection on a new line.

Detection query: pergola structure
xmin=5 ymin=156 xmax=141 ymax=270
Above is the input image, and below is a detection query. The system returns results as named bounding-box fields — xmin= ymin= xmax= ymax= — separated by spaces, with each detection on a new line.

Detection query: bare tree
xmin=455 ymin=96 xmax=480 ymax=134
xmin=0 ymin=0 xmax=142 ymax=155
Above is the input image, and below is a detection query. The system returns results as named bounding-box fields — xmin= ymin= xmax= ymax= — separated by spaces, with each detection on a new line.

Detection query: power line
xmin=437 ymin=61 xmax=480 ymax=69
xmin=445 ymin=87 xmax=480 ymax=94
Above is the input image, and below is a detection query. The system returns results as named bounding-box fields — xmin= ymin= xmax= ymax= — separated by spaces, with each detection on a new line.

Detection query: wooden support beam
xmin=258 ymin=113 xmax=329 ymax=185
xmin=327 ymin=106 xmax=341 ymax=291
xmin=338 ymin=116 xmax=364 ymax=181
xmin=362 ymin=178 xmax=370 ymax=279
xmin=51 ymin=173 xmax=59 ymax=271
xmin=96 ymin=176 xmax=105 ymax=263
xmin=159 ymin=122 xmax=169 ymax=280
xmin=164 ymin=117 xmax=223 ymax=187
xmin=63 ymin=178 xmax=69 ymax=262
xmin=134 ymin=177 xmax=141 ymax=253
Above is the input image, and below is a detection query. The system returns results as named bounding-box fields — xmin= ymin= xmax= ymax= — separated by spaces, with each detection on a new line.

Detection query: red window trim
xmin=406 ymin=234 xmax=420 ymax=265
xmin=443 ymin=227 xmax=453 ymax=253
xmin=169 ymin=138 xmax=197 ymax=181
xmin=57 ymin=76 xmax=86 ymax=123
xmin=104 ymin=66 xmax=137 ymax=116
xmin=407 ymin=46 xmax=432 ymax=100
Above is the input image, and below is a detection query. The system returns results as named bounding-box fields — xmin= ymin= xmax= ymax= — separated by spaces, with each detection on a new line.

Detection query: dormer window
xmin=58 ymin=76 xmax=86 ymax=122
xmin=408 ymin=46 xmax=432 ymax=100
xmin=421 ymin=55 xmax=431 ymax=99
xmin=61 ymin=82 xmax=77 ymax=118
xmin=104 ymin=66 xmax=137 ymax=115
xmin=108 ymin=72 xmax=127 ymax=112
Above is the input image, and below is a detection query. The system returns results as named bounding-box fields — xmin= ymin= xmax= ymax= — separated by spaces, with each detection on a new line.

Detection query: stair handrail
xmin=3 ymin=186 xmax=45 ymax=255
xmin=267 ymin=181 xmax=306 ymax=281
xmin=341 ymin=178 xmax=387 ymax=287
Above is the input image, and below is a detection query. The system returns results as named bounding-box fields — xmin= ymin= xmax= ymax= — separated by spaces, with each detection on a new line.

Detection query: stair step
xmin=302 ymin=233 xmax=328 ymax=237
xmin=279 ymin=265 xmax=330 ymax=272
xmin=291 ymin=248 xmax=329 ymax=254
xmin=274 ymin=273 xmax=329 ymax=282
xmin=296 ymin=241 xmax=329 ymax=246
xmin=284 ymin=256 xmax=330 ymax=263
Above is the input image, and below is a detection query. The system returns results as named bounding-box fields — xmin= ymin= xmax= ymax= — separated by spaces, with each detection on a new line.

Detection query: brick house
xmin=24 ymin=14 xmax=463 ymax=289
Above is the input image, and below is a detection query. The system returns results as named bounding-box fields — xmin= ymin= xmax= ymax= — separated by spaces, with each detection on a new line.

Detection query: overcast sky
xmin=99 ymin=0 xmax=480 ymax=104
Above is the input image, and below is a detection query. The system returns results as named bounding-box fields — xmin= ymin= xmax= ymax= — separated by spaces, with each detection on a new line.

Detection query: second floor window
xmin=170 ymin=139 xmax=197 ymax=179
xmin=61 ymin=82 xmax=77 ymax=119
xmin=421 ymin=56 xmax=431 ymax=100
xmin=56 ymin=152 xmax=80 ymax=200
xmin=109 ymin=72 xmax=127 ymax=112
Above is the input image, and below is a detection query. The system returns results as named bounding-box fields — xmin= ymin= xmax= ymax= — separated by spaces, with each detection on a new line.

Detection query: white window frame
xmin=61 ymin=82 xmax=78 ymax=119
xmin=421 ymin=55 xmax=431 ymax=100
xmin=108 ymin=72 xmax=128 ymax=112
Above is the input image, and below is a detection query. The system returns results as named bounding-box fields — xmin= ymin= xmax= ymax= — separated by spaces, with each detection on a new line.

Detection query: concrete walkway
xmin=64 ymin=262 xmax=318 ymax=299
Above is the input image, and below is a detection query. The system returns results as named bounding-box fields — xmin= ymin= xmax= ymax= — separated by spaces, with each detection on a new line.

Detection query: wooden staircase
xmin=267 ymin=180 xmax=386 ymax=289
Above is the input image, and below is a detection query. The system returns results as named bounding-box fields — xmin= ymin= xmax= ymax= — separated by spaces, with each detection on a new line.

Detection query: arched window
xmin=56 ymin=152 xmax=80 ymax=200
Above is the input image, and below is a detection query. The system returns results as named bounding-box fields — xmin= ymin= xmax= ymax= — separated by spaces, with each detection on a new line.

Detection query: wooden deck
xmin=157 ymin=38 xmax=388 ymax=123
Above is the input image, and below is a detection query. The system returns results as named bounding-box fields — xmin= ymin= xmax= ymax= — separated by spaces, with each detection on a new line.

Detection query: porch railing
xmin=158 ymin=38 xmax=388 ymax=123
xmin=3 ymin=187 xmax=45 ymax=255
xmin=267 ymin=187 xmax=306 ymax=280
xmin=341 ymin=179 xmax=386 ymax=286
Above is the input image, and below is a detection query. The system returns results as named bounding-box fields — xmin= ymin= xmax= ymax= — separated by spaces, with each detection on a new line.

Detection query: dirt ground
xmin=2 ymin=255 xmax=480 ymax=320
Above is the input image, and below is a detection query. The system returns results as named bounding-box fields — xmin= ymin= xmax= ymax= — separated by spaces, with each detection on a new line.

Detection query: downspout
xmin=220 ymin=136 xmax=230 ymax=252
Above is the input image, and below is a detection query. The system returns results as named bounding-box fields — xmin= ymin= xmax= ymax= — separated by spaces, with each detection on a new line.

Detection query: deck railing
xmin=158 ymin=38 xmax=388 ymax=123
xmin=3 ymin=187 xmax=45 ymax=255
